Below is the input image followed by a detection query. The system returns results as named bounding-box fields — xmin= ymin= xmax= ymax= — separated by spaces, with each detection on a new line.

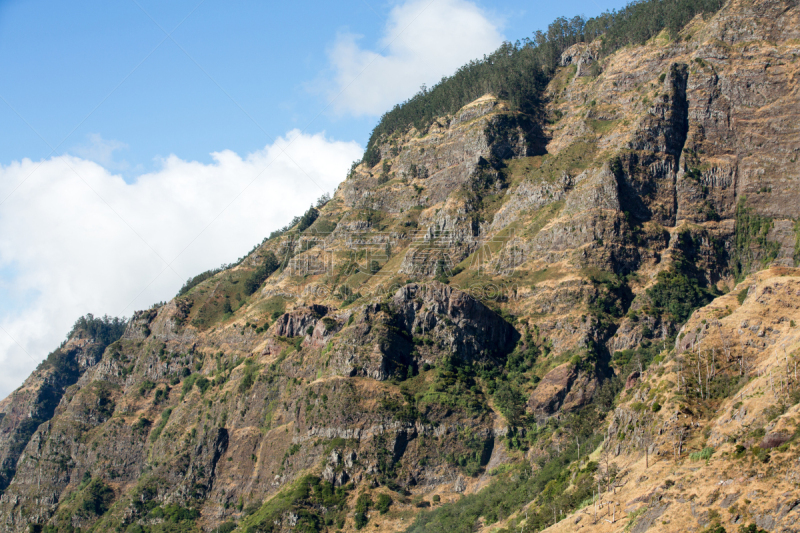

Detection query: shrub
xmin=647 ymin=268 xmax=714 ymax=323
xmin=243 ymin=252 xmax=280 ymax=295
xmin=177 ymin=267 xmax=223 ymax=296
xmin=689 ymin=447 xmax=714 ymax=461
xmin=751 ymin=446 xmax=770 ymax=463
xmin=737 ymin=288 xmax=748 ymax=305
xmin=217 ymin=523 xmax=237 ymax=533
xmin=195 ymin=377 xmax=211 ymax=394
xmin=376 ymin=493 xmax=392 ymax=514
xmin=738 ymin=525 xmax=769 ymax=533
xmin=355 ymin=493 xmax=373 ymax=513
xmin=138 ymin=379 xmax=156 ymax=396
xmin=67 ymin=314 xmax=127 ymax=346
xmin=132 ymin=417 xmax=151 ymax=435
xmin=79 ymin=478 xmax=114 ymax=516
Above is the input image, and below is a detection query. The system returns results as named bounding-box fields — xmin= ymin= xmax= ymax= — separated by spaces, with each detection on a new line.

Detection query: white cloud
xmin=0 ymin=131 xmax=362 ymax=398
xmin=323 ymin=0 xmax=504 ymax=116
xmin=71 ymin=133 xmax=131 ymax=172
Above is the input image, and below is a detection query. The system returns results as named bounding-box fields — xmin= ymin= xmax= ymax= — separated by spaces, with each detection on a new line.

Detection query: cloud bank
xmin=0 ymin=131 xmax=362 ymax=398
xmin=325 ymin=0 xmax=503 ymax=116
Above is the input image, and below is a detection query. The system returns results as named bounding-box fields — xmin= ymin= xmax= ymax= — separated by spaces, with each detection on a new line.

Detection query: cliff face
xmin=0 ymin=333 xmax=109 ymax=495
xmin=2 ymin=1 xmax=800 ymax=532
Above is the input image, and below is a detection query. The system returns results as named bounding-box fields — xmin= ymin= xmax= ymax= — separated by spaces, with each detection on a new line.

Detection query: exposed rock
xmin=760 ymin=431 xmax=790 ymax=449
xmin=390 ymin=282 xmax=519 ymax=363
xmin=527 ymin=363 xmax=599 ymax=415
xmin=271 ymin=305 xmax=328 ymax=338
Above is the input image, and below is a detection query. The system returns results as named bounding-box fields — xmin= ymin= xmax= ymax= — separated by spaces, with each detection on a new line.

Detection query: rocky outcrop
xmin=390 ymin=282 xmax=518 ymax=363
xmin=339 ymin=95 xmax=539 ymax=214
xmin=271 ymin=305 xmax=328 ymax=338
xmin=0 ymin=333 xmax=110 ymax=495
xmin=527 ymin=363 xmax=599 ymax=416
xmin=559 ymin=41 xmax=601 ymax=77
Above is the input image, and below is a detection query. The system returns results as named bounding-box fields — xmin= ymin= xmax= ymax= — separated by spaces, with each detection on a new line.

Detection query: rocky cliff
xmin=2 ymin=0 xmax=800 ymax=532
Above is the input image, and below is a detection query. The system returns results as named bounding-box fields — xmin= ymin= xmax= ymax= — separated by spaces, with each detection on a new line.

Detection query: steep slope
xmin=530 ymin=267 xmax=800 ymax=533
xmin=0 ymin=316 xmax=125 ymax=496
xmin=2 ymin=0 xmax=800 ymax=532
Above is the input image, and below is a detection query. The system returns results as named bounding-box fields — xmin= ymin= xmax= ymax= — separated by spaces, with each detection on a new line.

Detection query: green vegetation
xmin=149 ymin=408 xmax=173 ymax=442
xmin=78 ymin=478 xmax=115 ymax=517
xmin=2 ymin=314 xmax=127 ymax=493
xmin=296 ymin=206 xmax=320 ymax=233
xmin=267 ymin=199 xmax=328 ymax=240
xmin=119 ymin=503 xmax=202 ymax=533
xmin=243 ymin=252 xmax=280 ymax=295
xmin=732 ymin=198 xmax=780 ymax=280
xmin=177 ymin=266 xmax=225 ymax=296
xmin=238 ymin=475 xmax=352 ymax=533
xmin=738 ymin=525 xmax=769 ymax=533
xmin=376 ymin=493 xmax=393 ymax=514
xmin=362 ymin=0 xmax=724 ymax=167
xmin=793 ymin=219 xmax=800 ymax=266
xmin=647 ymin=267 xmax=714 ymax=324
xmin=66 ymin=314 xmax=128 ymax=345
xmin=737 ymin=288 xmax=748 ymax=305
xmin=354 ymin=493 xmax=373 ymax=529
xmin=689 ymin=446 xmax=714 ymax=461
xmin=406 ymin=425 xmax=603 ymax=533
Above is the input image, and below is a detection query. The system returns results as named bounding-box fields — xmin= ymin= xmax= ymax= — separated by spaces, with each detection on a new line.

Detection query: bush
xmin=354 ymin=512 xmax=368 ymax=529
xmin=737 ymin=288 xmax=748 ymax=305
xmin=177 ymin=267 xmax=224 ymax=296
xmin=376 ymin=493 xmax=392 ymax=514
xmin=67 ymin=314 xmax=127 ymax=346
xmin=355 ymin=493 xmax=372 ymax=514
xmin=296 ymin=206 xmax=319 ymax=232
xmin=79 ymin=478 xmax=114 ymax=516
xmin=243 ymin=252 xmax=280 ymax=295
xmin=647 ymin=267 xmax=714 ymax=323
xmin=138 ymin=379 xmax=156 ymax=396
xmin=132 ymin=417 xmax=151 ymax=435
xmin=739 ymin=525 xmax=769 ymax=533
xmin=689 ymin=447 xmax=714 ymax=461
xmin=217 ymin=523 xmax=237 ymax=533
xmin=751 ymin=446 xmax=770 ymax=463
xmin=195 ymin=376 xmax=211 ymax=394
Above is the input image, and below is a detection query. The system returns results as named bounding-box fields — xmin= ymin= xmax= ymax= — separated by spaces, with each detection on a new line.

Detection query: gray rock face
xmin=0 ymin=334 xmax=107 ymax=496
xmin=271 ymin=305 xmax=328 ymax=338
xmin=391 ymin=282 xmax=519 ymax=363
xmin=559 ymin=42 xmax=601 ymax=77
xmin=339 ymin=96 xmax=539 ymax=214
xmin=526 ymin=363 xmax=599 ymax=416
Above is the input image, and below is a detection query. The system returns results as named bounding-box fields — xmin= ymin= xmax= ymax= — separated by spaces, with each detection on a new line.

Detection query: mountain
xmin=2 ymin=0 xmax=800 ymax=532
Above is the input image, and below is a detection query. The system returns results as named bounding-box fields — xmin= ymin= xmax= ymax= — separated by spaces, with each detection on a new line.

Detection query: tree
xmin=376 ymin=493 xmax=392 ymax=514
xmin=243 ymin=252 xmax=280 ymax=295
xmin=636 ymin=414 xmax=656 ymax=468
xmin=316 ymin=192 xmax=331 ymax=207
xmin=672 ymin=425 xmax=687 ymax=459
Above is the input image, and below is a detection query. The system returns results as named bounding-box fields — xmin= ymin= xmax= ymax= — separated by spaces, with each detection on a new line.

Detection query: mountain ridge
xmin=2 ymin=0 xmax=800 ymax=532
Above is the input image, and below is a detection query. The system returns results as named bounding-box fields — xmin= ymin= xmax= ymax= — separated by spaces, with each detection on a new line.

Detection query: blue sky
xmin=0 ymin=0 xmax=630 ymax=397
xmin=0 ymin=0 xmax=628 ymax=174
